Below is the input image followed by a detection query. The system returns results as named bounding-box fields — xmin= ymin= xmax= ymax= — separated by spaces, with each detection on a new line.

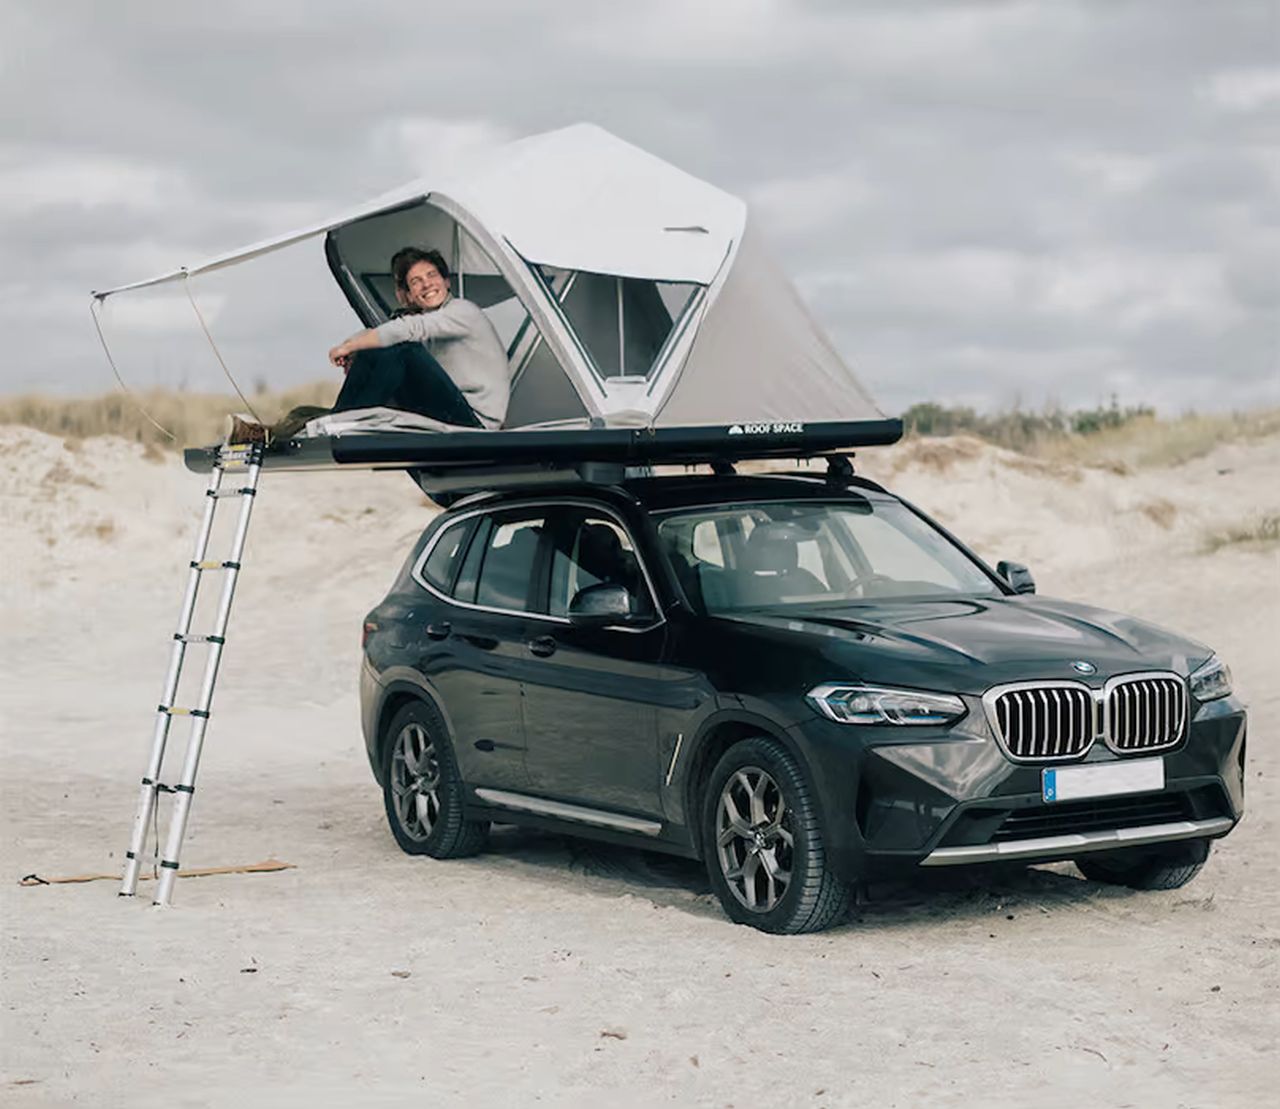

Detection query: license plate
xmin=1042 ymin=757 xmax=1164 ymax=803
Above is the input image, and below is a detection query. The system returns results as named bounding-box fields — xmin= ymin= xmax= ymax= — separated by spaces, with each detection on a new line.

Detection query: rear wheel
xmin=702 ymin=737 xmax=853 ymax=934
xmin=381 ymin=700 xmax=488 ymax=858
xmin=1075 ymin=838 xmax=1210 ymax=890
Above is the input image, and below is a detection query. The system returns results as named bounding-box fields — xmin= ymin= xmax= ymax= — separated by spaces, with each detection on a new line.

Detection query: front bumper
xmin=787 ymin=694 xmax=1247 ymax=882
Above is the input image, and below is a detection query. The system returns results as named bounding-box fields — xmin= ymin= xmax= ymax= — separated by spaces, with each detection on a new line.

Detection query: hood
xmin=720 ymin=594 xmax=1212 ymax=695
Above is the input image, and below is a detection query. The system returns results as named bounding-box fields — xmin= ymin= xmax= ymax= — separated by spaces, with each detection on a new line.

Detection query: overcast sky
xmin=2 ymin=0 xmax=1276 ymax=415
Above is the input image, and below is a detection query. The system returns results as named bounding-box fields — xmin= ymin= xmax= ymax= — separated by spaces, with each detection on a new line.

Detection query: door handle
xmin=425 ymin=622 xmax=452 ymax=641
xmin=527 ymin=635 xmax=557 ymax=658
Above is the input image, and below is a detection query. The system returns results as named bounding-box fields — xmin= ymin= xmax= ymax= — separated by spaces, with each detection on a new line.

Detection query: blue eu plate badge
xmin=1043 ymin=770 xmax=1058 ymax=802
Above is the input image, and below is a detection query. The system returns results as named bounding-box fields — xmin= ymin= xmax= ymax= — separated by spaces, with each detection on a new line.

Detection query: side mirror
xmin=997 ymin=560 xmax=1036 ymax=595
xmin=568 ymin=582 xmax=639 ymax=628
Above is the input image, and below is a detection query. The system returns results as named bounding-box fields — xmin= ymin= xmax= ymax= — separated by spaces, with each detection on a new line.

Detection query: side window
xmin=474 ymin=513 xmax=547 ymax=612
xmin=549 ymin=514 xmax=653 ymax=619
xmin=419 ymin=518 xmax=475 ymax=593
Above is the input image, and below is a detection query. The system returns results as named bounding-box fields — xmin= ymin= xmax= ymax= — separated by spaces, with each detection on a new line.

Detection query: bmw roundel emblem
xmin=1071 ymin=660 xmax=1097 ymax=675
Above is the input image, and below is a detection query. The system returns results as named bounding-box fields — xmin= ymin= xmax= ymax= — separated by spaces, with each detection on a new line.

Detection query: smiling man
xmin=325 ymin=246 xmax=511 ymax=430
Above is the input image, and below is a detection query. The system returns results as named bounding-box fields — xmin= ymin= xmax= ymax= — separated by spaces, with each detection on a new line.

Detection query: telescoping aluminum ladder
xmin=120 ymin=443 xmax=264 ymax=907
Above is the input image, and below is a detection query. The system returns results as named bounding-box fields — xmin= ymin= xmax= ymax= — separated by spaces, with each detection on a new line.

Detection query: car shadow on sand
xmin=475 ymin=824 xmax=1120 ymax=930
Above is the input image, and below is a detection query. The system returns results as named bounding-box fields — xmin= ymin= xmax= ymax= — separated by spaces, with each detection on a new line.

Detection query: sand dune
xmin=1 ymin=426 xmax=1277 ymax=1107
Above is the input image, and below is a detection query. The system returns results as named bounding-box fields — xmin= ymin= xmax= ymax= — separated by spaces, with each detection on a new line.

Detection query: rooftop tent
xmin=91 ymin=123 xmax=900 ymax=469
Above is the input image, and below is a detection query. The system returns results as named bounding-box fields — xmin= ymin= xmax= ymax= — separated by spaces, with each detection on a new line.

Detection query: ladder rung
xmin=207 ymin=487 xmax=256 ymax=499
xmin=217 ymin=444 xmax=264 ymax=470
xmin=190 ymin=560 xmax=241 ymax=571
xmin=158 ymin=705 xmax=210 ymax=718
xmin=173 ymin=633 xmax=225 ymax=645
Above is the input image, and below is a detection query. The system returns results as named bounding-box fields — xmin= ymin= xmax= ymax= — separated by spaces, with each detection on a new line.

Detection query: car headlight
xmin=1189 ymin=655 xmax=1232 ymax=702
xmin=807 ymin=683 xmax=967 ymax=726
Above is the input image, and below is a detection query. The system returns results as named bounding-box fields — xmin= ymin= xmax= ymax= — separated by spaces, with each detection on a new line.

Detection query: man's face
xmin=402 ymin=260 xmax=451 ymax=311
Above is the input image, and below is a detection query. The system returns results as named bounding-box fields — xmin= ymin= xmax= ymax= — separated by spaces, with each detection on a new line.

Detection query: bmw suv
xmin=359 ymin=469 xmax=1245 ymax=933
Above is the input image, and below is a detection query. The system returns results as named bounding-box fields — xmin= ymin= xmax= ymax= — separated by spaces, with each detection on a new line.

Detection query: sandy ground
xmin=1 ymin=427 xmax=1277 ymax=1108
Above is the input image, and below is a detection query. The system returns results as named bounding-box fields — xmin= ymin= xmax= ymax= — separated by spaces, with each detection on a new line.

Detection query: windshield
xmin=656 ymin=498 xmax=1001 ymax=614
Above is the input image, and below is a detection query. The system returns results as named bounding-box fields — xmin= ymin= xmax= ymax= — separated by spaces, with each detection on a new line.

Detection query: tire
xmin=1075 ymin=837 xmax=1210 ymax=890
xmin=381 ymin=700 xmax=488 ymax=859
xmin=701 ymin=736 xmax=853 ymax=934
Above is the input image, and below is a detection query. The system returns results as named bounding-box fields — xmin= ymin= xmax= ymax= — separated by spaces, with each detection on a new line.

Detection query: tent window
xmin=535 ymin=265 xmax=697 ymax=382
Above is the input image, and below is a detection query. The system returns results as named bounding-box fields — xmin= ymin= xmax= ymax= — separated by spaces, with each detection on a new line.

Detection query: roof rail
xmin=409 ymin=460 xmax=628 ymax=505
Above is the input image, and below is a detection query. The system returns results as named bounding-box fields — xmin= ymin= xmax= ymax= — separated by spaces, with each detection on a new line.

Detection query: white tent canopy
xmin=94 ymin=123 xmax=884 ymax=432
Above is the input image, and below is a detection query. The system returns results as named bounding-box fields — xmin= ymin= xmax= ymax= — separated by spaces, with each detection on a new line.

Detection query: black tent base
xmin=184 ymin=418 xmax=903 ymax=480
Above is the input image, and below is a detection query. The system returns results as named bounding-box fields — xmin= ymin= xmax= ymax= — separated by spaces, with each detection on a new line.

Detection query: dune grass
xmin=1202 ymin=514 xmax=1280 ymax=554
xmin=1034 ymin=409 xmax=1280 ymax=470
xmin=0 ymin=383 xmax=337 ymax=450
xmin=902 ymin=401 xmax=1280 ymax=470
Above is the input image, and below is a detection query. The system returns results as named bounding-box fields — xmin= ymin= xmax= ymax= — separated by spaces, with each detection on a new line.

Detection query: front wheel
xmin=381 ymin=700 xmax=488 ymax=859
xmin=702 ymin=737 xmax=853 ymax=934
xmin=1075 ymin=837 xmax=1210 ymax=890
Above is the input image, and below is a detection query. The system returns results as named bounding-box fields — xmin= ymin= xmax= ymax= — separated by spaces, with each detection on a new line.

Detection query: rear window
xmin=419 ymin=519 xmax=474 ymax=593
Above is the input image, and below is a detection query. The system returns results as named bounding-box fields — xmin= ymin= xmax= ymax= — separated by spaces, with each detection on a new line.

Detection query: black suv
xmin=359 ymin=471 xmax=1245 ymax=933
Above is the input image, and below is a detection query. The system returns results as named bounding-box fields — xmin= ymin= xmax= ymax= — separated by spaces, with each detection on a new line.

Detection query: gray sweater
xmin=374 ymin=297 xmax=510 ymax=428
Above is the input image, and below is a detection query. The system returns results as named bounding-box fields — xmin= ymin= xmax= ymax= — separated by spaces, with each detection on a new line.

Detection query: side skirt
xmin=474 ymin=788 xmax=663 ymax=836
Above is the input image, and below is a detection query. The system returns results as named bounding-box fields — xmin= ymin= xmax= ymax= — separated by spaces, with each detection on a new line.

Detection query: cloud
xmin=747 ymin=168 xmax=874 ymax=237
xmin=1202 ymin=67 xmax=1280 ymax=112
xmin=369 ymin=117 xmax=516 ymax=180
xmin=0 ymin=151 xmax=181 ymax=215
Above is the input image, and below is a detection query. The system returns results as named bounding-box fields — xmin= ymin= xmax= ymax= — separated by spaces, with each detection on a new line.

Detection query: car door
xmin=413 ymin=507 xmax=550 ymax=790
xmin=520 ymin=505 xmax=668 ymax=817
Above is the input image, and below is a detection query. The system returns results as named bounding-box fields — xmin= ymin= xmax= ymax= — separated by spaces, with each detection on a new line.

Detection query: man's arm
xmin=375 ymin=299 xmax=476 ymax=346
xmin=328 ymin=301 xmax=477 ymax=368
xmin=328 ymin=329 xmax=381 ymax=369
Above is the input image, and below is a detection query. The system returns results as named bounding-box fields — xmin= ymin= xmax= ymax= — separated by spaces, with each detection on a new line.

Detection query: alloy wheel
xmin=390 ymin=722 xmax=442 ymax=841
xmin=715 ymin=766 xmax=794 ymax=912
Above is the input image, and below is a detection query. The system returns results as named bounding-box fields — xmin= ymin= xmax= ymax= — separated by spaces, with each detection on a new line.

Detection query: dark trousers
xmin=333 ymin=343 xmax=482 ymax=427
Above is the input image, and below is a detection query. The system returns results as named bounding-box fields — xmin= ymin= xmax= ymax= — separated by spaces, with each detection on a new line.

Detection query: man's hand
xmin=328 ymin=341 xmax=355 ymax=372
xmin=328 ymin=329 xmax=380 ymax=372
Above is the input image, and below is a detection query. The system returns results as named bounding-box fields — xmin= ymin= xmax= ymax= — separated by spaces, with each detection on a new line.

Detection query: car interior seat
xmin=668 ymin=551 xmax=707 ymax=612
xmin=733 ymin=523 xmax=826 ymax=606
